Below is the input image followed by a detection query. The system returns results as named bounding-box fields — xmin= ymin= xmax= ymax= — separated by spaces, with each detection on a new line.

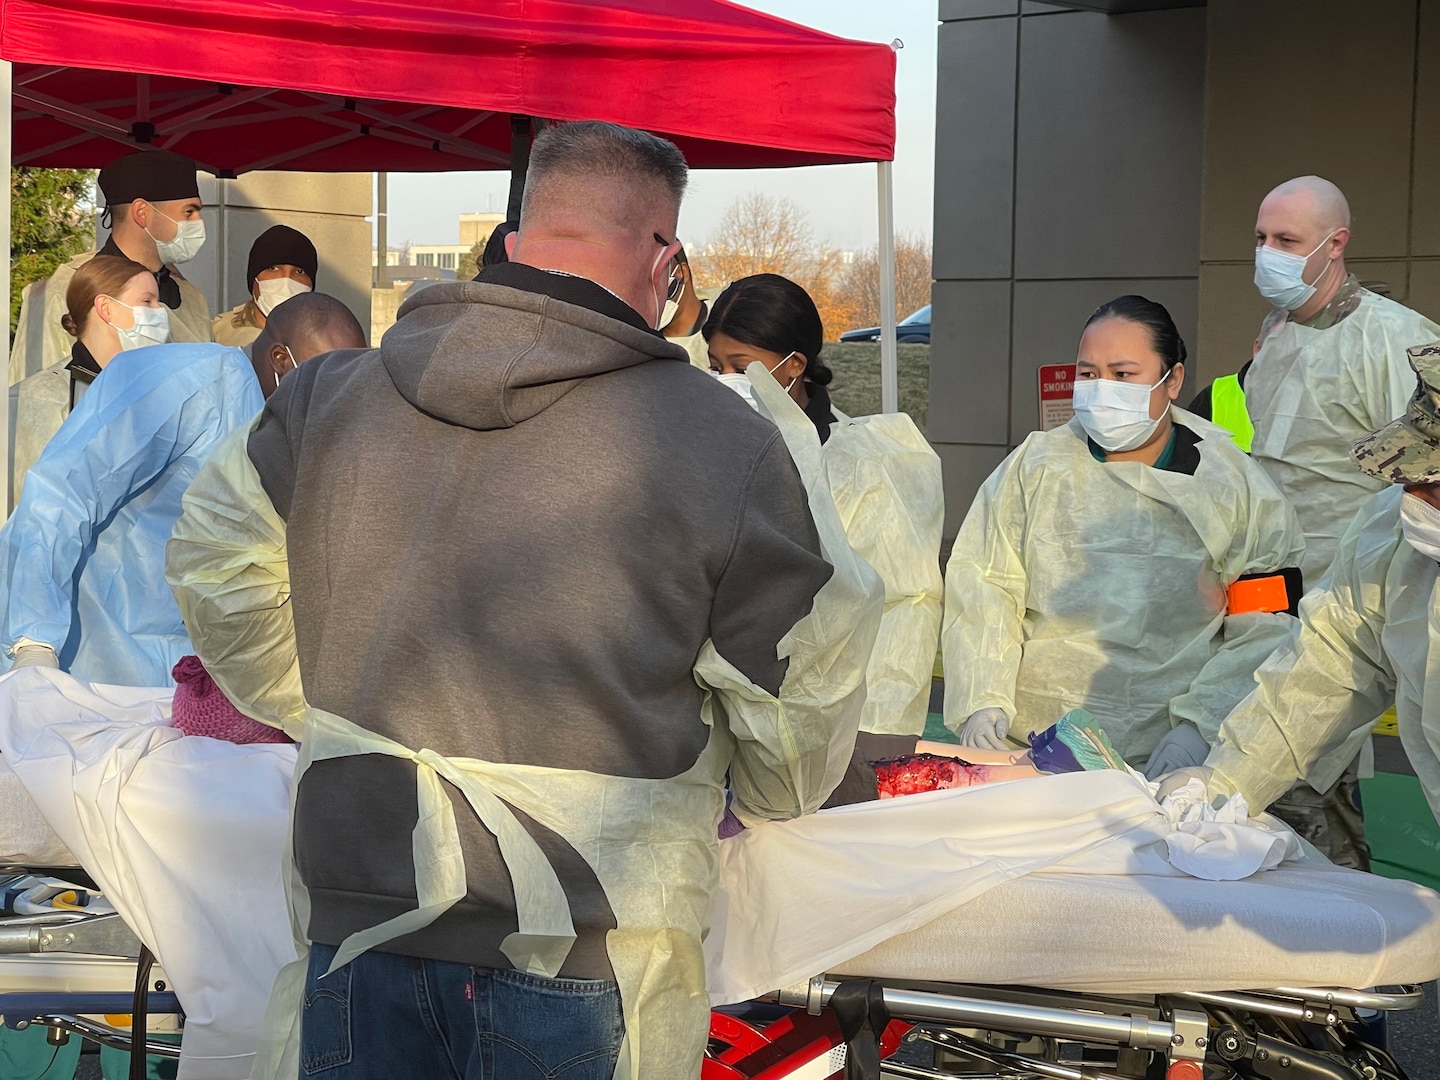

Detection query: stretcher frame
xmin=697 ymin=975 xmax=1428 ymax=1080
xmin=0 ymin=867 xmax=183 ymax=1066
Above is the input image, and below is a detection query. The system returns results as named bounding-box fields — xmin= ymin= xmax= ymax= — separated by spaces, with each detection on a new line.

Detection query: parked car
xmin=839 ymin=304 xmax=931 ymax=344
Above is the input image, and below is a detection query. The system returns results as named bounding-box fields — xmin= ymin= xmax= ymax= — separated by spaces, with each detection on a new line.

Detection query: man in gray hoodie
xmin=168 ymin=122 xmax=841 ymax=1077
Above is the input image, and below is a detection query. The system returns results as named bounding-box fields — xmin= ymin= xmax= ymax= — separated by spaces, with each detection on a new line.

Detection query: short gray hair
xmin=523 ymin=121 xmax=688 ymax=220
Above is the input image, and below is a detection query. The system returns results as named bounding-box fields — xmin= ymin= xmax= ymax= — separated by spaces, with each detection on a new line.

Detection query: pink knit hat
xmin=171 ymin=656 xmax=292 ymax=745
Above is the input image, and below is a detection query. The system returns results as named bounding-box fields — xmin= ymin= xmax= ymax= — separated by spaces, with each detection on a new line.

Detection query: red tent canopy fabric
xmin=1 ymin=0 xmax=896 ymax=174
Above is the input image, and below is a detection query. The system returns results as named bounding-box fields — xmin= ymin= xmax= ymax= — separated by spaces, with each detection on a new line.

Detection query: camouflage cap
xmin=1351 ymin=340 xmax=1440 ymax=484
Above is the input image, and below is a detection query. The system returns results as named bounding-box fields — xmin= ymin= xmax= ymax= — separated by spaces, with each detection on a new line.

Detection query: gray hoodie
xmin=245 ymin=264 xmax=832 ymax=976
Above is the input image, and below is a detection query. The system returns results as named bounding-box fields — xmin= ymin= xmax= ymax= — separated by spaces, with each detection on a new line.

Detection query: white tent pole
xmin=876 ymin=159 xmax=898 ymax=414
xmin=2 ymin=59 xmax=13 ymax=511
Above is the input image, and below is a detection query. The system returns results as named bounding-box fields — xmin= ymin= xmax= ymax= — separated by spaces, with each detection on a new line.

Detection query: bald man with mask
xmin=1225 ymin=176 xmax=1440 ymax=868
xmin=1248 ymin=176 xmax=1440 ymax=583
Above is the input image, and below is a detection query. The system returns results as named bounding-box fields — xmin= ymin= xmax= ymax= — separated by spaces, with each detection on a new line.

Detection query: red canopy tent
xmin=2 ymin=0 xmax=895 ymax=173
xmin=0 ymin=0 xmax=903 ymax=414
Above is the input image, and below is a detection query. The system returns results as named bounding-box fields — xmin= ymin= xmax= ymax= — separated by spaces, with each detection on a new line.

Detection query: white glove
xmin=8 ymin=644 xmax=58 ymax=672
xmin=1143 ymin=721 xmax=1210 ymax=780
xmin=958 ymin=707 xmax=1011 ymax=751
xmin=1153 ymin=765 xmax=1236 ymax=805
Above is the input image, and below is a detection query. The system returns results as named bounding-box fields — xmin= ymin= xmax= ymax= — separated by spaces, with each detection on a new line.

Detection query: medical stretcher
xmin=1 ymin=678 xmax=1438 ymax=1080
xmin=701 ymin=865 xmax=1440 ymax=1080
xmin=0 ymin=763 xmax=181 ymax=1069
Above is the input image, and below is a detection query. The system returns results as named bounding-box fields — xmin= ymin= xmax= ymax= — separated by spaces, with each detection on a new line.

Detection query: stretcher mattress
xmin=0 ymin=756 xmax=74 ymax=866
xmin=830 ymin=863 xmax=1440 ymax=993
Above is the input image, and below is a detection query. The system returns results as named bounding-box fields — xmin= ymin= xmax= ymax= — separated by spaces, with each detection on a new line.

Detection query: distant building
xmin=372 ymin=213 xmax=508 ymax=333
xmin=401 ymin=212 xmax=507 ymax=273
xmin=408 ymin=244 xmax=471 ymax=272
xmin=460 ymin=212 xmax=505 ymax=248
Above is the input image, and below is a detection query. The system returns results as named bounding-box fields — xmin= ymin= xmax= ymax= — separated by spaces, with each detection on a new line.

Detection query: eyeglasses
xmin=654 ymin=233 xmax=685 ymax=302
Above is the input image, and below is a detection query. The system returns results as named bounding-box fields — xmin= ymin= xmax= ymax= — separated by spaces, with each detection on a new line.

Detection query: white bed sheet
xmin=0 ymin=670 xmax=296 ymax=1080
xmin=0 ymin=755 xmax=73 ymax=866
xmin=706 ymin=769 xmax=1307 ymax=1004
xmin=831 ymin=863 xmax=1440 ymax=993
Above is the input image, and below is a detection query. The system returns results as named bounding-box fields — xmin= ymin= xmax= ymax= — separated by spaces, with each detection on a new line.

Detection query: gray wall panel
xmin=1014 ymin=9 xmax=1205 ymax=280
xmin=931 ymin=443 xmax=1012 ymax=541
xmin=933 ymin=18 xmax=1018 ymax=280
xmin=932 ymin=5 xmax=1204 ymax=535
xmin=929 ymin=280 xmax=1014 ymax=445
xmin=940 ymin=0 xmax=1019 ymax=18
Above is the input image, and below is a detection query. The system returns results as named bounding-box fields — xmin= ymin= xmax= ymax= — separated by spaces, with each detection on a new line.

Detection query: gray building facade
xmin=932 ymin=0 xmax=1440 ymax=539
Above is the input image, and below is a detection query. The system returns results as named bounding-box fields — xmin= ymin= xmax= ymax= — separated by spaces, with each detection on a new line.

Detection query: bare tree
xmin=694 ymin=193 xmax=858 ymax=340
xmin=693 ymin=192 xmax=816 ymax=285
xmin=693 ymin=194 xmax=932 ymax=341
xmin=836 ymin=234 xmax=933 ymax=329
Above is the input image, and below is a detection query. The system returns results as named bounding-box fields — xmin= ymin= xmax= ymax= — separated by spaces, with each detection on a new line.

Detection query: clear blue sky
xmin=384 ymin=1 xmax=936 ymax=253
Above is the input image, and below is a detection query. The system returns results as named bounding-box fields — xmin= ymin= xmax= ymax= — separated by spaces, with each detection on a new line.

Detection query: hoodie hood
xmin=382 ymin=275 xmax=688 ymax=431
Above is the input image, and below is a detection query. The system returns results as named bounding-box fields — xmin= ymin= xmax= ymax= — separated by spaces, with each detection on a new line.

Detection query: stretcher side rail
xmin=3 ymin=1010 xmax=183 ymax=1060
xmin=1173 ymin=985 xmax=1425 ymax=1027
xmin=1261 ymin=986 xmax=1425 ymax=1012
xmin=766 ymin=977 xmax=1201 ymax=1060
xmin=0 ymin=913 xmax=143 ymax=958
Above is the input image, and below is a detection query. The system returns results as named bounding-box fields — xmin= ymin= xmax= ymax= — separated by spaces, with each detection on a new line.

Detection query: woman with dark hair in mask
xmin=944 ymin=294 xmax=1307 ymax=777
xmin=703 ymin=273 xmax=838 ymax=442
xmin=704 ymin=272 xmax=944 ymax=747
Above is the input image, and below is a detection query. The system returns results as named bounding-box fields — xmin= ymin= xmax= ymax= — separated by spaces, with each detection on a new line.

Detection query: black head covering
xmin=97 ymin=150 xmax=200 ymax=206
xmin=247 ymin=225 xmax=319 ymax=289
xmin=480 ymin=221 xmax=518 ymax=271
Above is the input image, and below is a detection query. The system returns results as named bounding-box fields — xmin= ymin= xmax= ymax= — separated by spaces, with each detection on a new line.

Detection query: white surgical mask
xmin=1400 ymin=492 xmax=1440 ymax=562
xmin=105 ymin=298 xmax=171 ymax=351
xmin=660 ymin=296 xmax=681 ymax=332
xmin=1254 ymin=231 xmax=1336 ymax=311
xmin=712 ymin=353 xmax=799 ymax=411
xmin=255 ymin=277 xmax=311 ymax=316
xmin=1071 ymin=373 xmax=1170 ymax=453
xmin=146 ymin=206 xmax=206 ymax=265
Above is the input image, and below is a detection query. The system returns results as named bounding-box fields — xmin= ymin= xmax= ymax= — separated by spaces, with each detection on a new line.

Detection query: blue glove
xmin=1143 ymin=722 xmax=1209 ymax=780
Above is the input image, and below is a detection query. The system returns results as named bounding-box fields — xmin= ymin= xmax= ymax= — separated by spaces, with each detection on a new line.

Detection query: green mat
xmin=0 ymin=1026 xmax=81 ymax=1079
xmin=923 ymin=712 xmax=956 ymax=744
xmin=1359 ymin=772 xmax=1440 ymax=893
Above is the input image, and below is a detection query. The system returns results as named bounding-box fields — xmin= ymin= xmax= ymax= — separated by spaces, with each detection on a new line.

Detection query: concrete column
xmin=931 ymin=0 xmax=1206 ymax=542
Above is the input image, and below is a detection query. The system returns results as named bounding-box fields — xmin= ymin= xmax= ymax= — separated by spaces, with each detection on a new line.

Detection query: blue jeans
xmin=300 ymin=943 xmax=624 ymax=1079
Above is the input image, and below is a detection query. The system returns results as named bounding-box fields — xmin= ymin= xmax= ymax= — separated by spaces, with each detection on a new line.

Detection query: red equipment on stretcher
xmin=703 ymin=1008 xmax=911 ymax=1079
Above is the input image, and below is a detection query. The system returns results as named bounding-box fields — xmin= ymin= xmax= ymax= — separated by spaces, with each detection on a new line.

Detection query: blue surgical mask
xmin=1254 ymin=231 xmax=1336 ymax=311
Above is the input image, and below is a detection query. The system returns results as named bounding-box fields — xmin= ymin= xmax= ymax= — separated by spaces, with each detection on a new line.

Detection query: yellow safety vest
xmin=1211 ymin=372 xmax=1254 ymax=453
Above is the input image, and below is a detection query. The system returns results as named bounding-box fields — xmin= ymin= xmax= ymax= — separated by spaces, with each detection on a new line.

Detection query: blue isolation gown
xmin=0 ymin=342 xmax=263 ymax=686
